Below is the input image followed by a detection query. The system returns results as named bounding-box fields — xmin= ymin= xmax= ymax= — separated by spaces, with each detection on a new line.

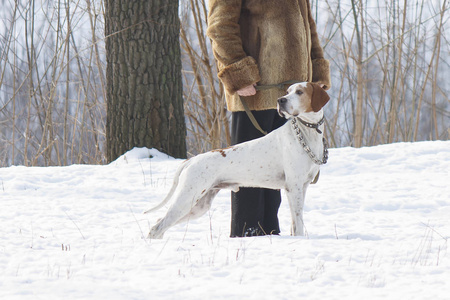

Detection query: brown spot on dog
xmin=212 ymin=146 xmax=236 ymax=158
xmin=211 ymin=149 xmax=226 ymax=157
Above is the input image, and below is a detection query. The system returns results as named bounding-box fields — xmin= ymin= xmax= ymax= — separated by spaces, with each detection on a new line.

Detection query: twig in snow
xmin=64 ymin=211 xmax=85 ymax=240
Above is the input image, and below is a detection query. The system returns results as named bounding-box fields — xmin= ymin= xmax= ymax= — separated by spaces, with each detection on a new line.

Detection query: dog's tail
xmin=143 ymin=159 xmax=191 ymax=214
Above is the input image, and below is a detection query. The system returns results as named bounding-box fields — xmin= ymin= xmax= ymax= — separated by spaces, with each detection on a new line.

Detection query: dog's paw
xmin=147 ymin=231 xmax=163 ymax=239
xmin=147 ymin=225 xmax=164 ymax=239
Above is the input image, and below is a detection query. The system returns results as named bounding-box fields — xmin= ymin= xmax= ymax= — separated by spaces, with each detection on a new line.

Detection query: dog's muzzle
xmin=277 ymin=97 xmax=288 ymax=118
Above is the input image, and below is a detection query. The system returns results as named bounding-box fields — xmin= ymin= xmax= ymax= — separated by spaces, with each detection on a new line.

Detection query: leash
xmin=239 ymin=96 xmax=268 ymax=136
xmin=254 ymin=80 xmax=301 ymax=91
xmin=239 ymin=80 xmax=301 ymax=136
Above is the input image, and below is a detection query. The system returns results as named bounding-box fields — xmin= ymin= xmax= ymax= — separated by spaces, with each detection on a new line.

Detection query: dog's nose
xmin=278 ymin=97 xmax=287 ymax=104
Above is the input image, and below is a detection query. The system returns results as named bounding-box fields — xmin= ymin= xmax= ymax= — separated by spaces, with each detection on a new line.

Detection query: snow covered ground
xmin=0 ymin=141 xmax=449 ymax=299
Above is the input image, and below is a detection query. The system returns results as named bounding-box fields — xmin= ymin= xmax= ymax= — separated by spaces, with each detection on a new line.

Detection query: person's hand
xmin=237 ymin=84 xmax=257 ymax=96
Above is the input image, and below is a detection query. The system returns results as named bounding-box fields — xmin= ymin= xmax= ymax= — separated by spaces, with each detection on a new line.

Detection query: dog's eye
xmin=296 ymin=90 xmax=303 ymax=96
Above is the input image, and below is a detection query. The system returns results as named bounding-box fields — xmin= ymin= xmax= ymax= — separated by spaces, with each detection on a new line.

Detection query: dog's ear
xmin=310 ymin=82 xmax=330 ymax=112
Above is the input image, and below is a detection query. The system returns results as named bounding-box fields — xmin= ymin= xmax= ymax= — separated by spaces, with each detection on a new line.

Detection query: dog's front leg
xmin=285 ymin=184 xmax=308 ymax=236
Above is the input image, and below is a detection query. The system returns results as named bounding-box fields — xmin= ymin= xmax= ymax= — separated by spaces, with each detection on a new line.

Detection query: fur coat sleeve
xmin=206 ymin=0 xmax=261 ymax=94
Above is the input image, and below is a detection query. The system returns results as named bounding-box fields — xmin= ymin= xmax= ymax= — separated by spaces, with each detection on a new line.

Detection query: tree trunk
xmin=105 ymin=0 xmax=186 ymax=162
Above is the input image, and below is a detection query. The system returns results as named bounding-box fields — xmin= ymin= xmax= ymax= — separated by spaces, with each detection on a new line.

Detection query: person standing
xmin=207 ymin=0 xmax=331 ymax=237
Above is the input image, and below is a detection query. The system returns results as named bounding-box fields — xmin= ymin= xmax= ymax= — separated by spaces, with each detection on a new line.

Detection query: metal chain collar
xmin=292 ymin=118 xmax=329 ymax=165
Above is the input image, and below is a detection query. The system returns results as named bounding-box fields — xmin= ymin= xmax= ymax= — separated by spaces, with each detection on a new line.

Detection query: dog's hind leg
xmin=147 ymin=189 xmax=219 ymax=239
xmin=174 ymin=189 xmax=219 ymax=224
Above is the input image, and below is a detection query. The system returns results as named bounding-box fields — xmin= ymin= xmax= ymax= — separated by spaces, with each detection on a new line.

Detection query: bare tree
xmin=179 ymin=0 xmax=230 ymax=155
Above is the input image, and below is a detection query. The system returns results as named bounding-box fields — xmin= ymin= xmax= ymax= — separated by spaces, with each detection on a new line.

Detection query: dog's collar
xmin=296 ymin=116 xmax=325 ymax=134
xmin=292 ymin=118 xmax=328 ymax=165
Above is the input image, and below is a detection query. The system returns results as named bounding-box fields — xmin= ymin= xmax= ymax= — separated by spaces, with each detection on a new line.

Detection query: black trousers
xmin=230 ymin=109 xmax=287 ymax=237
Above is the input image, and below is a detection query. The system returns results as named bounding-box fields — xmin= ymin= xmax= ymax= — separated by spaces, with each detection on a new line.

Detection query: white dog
xmin=145 ymin=82 xmax=330 ymax=239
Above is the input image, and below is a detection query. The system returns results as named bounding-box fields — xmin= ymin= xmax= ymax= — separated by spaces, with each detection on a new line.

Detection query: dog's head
xmin=277 ymin=82 xmax=330 ymax=119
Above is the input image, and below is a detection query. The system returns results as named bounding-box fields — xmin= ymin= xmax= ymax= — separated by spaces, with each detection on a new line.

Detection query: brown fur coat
xmin=207 ymin=0 xmax=331 ymax=112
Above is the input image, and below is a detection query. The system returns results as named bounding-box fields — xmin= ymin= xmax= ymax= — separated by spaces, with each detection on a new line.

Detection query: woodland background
xmin=0 ymin=0 xmax=448 ymax=167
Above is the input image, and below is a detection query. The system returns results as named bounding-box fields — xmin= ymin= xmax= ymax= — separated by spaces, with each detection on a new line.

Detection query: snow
xmin=0 ymin=141 xmax=449 ymax=299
